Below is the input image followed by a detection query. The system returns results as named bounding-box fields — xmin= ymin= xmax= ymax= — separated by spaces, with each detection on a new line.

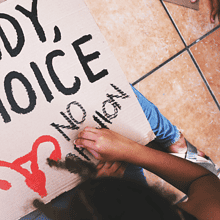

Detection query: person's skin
xmin=75 ymin=127 xmax=220 ymax=220
xmin=96 ymin=160 xmax=127 ymax=177
xmin=93 ymin=0 xmax=220 ymax=177
xmin=191 ymin=0 xmax=220 ymax=23
xmin=95 ymin=132 xmax=206 ymax=178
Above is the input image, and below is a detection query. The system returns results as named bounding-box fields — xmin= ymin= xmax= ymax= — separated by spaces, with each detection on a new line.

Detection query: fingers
xmin=75 ymin=128 xmax=99 ymax=148
xmin=77 ymin=128 xmax=98 ymax=141
xmin=210 ymin=0 xmax=220 ymax=23
xmin=83 ymin=126 xmax=99 ymax=134
xmin=75 ymin=138 xmax=95 ymax=149
xmin=75 ymin=126 xmax=132 ymax=162
xmin=210 ymin=8 xmax=218 ymax=23
xmin=96 ymin=161 xmax=127 ymax=178
xmin=87 ymin=148 xmax=102 ymax=160
xmin=96 ymin=161 xmax=106 ymax=169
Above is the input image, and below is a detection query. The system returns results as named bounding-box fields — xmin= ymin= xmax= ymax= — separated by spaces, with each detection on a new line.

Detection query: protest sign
xmin=0 ymin=0 xmax=155 ymax=219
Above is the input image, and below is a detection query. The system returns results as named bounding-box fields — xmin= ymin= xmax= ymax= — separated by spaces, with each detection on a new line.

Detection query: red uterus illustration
xmin=0 ymin=135 xmax=61 ymax=197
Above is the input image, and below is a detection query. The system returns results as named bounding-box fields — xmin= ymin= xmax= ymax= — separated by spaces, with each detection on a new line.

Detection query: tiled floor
xmin=1 ymin=0 xmax=220 ymax=213
xmin=84 ymin=0 xmax=220 ymax=203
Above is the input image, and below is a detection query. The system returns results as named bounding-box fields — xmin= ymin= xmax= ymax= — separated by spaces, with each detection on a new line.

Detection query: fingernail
xmin=75 ymin=145 xmax=84 ymax=149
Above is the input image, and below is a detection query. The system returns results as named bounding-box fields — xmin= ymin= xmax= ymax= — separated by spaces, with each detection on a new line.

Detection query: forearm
xmin=125 ymin=142 xmax=212 ymax=194
xmin=76 ymin=127 xmax=220 ymax=218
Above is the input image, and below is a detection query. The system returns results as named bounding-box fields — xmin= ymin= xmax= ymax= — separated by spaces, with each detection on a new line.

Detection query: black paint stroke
xmin=72 ymin=34 xmax=108 ymax=83
xmin=51 ymin=111 xmax=79 ymax=142
xmin=102 ymin=99 xmax=120 ymax=120
xmin=93 ymin=115 xmax=109 ymax=129
xmin=95 ymin=111 xmax=112 ymax=124
xmin=4 ymin=71 xmax=37 ymax=114
xmin=0 ymin=99 xmax=11 ymax=123
xmin=74 ymin=145 xmax=90 ymax=161
xmin=53 ymin=26 xmax=61 ymax=43
xmin=0 ymin=13 xmax=25 ymax=59
xmin=102 ymin=84 xmax=129 ymax=120
xmin=30 ymin=62 xmax=54 ymax=103
xmin=46 ymin=50 xmax=81 ymax=95
xmin=66 ymin=101 xmax=86 ymax=124
xmin=16 ymin=0 xmax=46 ymax=42
xmin=110 ymin=84 xmax=130 ymax=99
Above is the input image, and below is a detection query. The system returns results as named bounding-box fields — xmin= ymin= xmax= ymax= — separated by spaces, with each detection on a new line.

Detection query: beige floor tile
xmin=135 ymin=51 xmax=220 ymax=167
xmin=85 ymin=0 xmax=185 ymax=83
xmin=190 ymin=28 xmax=220 ymax=103
xmin=164 ymin=0 xmax=219 ymax=45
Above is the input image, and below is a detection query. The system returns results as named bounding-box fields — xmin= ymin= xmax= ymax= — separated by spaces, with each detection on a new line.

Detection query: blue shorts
xmin=123 ymin=85 xmax=180 ymax=185
xmin=20 ymin=86 xmax=180 ymax=219
xmin=131 ymin=85 xmax=180 ymax=148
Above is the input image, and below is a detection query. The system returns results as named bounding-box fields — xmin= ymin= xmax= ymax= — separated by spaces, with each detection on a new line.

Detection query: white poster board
xmin=0 ymin=0 xmax=155 ymax=219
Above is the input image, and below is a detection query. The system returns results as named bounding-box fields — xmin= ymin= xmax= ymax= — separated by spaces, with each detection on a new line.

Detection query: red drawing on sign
xmin=0 ymin=135 xmax=61 ymax=197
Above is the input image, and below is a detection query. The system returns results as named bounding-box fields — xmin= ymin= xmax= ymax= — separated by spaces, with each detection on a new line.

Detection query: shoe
xmin=170 ymin=139 xmax=218 ymax=176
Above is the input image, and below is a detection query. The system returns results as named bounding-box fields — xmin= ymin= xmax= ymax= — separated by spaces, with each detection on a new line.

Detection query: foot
xmin=166 ymin=133 xmax=206 ymax=158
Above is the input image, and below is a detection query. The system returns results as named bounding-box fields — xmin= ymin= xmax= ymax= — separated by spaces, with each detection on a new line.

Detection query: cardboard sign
xmin=0 ymin=0 xmax=155 ymax=219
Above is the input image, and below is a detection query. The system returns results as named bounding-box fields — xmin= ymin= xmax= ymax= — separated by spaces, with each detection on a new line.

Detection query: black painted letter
xmin=0 ymin=13 xmax=25 ymax=60
xmin=0 ymin=99 xmax=11 ymax=123
xmin=51 ymin=101 xmax=86 ymax=141
xmin=4 ymin=71 xmax=37 ymax=114
xmin=16 ymin=0 xmax=46 ymax=42
xmin=30 ymin=62 xmax=54 ymax=103
xmin=46 ymin=50 xmax=81 ymax=95
xmin=72 ymin=34 xmax=108 ymax=83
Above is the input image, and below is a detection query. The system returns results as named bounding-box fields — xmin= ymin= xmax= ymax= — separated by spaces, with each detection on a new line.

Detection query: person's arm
xmin=75 ymin=127 xmax=220 ymax=220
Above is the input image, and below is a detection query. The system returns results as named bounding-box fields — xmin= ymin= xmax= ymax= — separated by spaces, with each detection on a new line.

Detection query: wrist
xmin=122 ymin=142 xmax=146 ymax=164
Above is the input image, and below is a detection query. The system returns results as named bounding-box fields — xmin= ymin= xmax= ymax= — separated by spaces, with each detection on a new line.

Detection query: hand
xmin=96 ymin=161 xmax=127 ymax=178
xmin=209 ymin=0 xmax=220 ymax=22
xmin=75 ymin=127 xmax=138 ymax=161
xmin=191 ymin=0 xmax=220 ymax=23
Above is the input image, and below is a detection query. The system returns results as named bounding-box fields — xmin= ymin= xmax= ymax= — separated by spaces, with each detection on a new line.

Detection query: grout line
xmin=188 ymin=25 xmax=220 ymax=49
xmin=132 ymin=47 xmax=186 ymax=86
xmin=160 ymin=0 xmax=220 ymax=50
xmin=160 ymin=0 xmax=187 ymax=47
xmin=133 ymin=0 xmax=220 ymax=111
xmin=187 ymin=49 xmax=220 ymax=110
xmin=160 ymin=0 xmax=220 ymax=111
xmin=132 ymin=0 xmax=188 ymax=86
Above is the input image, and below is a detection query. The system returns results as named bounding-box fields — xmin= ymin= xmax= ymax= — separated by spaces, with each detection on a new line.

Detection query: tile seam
xmin=132 ymin=0 xmax=188 ymax=86
xmin=188 ymin=25 xmax=220 ymax=49
xmin=160 ymin=0 xmax=187 ymax=47
xmin=132 ymin=47 xmax=186 ymax=86
xmin=133 ymin=0 xmax=220 ymax=111
xmin=160 ymin=0 xmax=220 ymax=111
xmin=186 ymin=49 xmax=220 ymax=111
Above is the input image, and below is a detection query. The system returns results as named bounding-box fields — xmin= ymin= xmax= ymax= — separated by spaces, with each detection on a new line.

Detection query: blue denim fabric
xmin=20 ymin=86 xmax=180 ymax=220
xmin=122 ymin=86 xmax=180 ymax=189
xmin=123 ymin=163 xmax=147 ymax=184
xmin=131 ymin=85 xmax=180 ymax=148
